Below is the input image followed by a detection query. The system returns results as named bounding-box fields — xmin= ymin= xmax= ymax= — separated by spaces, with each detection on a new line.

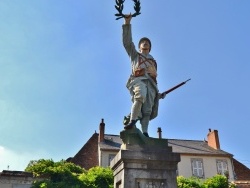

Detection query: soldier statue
xmin=122 ymin=14 xmax=166 ymax=137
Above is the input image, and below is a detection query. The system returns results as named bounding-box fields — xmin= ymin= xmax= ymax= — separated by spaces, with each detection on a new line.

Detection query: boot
xmin=123 ymin=114 xmax=131 ymax=125
xmin=124 ymin=120 xmax=137 ymax=130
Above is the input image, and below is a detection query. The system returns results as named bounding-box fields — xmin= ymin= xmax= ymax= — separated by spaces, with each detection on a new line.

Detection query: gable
xmin=233 ymin=158 xmax=250 ymax=181
xmin=69 ymin=133 xmax=99 ymax=170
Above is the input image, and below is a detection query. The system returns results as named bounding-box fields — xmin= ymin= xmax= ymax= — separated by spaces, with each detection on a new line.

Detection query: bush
xmin=79 ymin=166 xmax=114 ymax=188
xmin=25 ymin=159 xmax=86 ymax=188
xmin=177 ymin=176 xmax=203 ymax=188
xmin=203 ymin=174 xmax=236 ymax=188
xmin=177 ymin=175 xmax=236 ymax=188
xmin=203 ymin=174 xmax=228 ymax=188
xmin=25 ymin=159 xmax=115 ymax=188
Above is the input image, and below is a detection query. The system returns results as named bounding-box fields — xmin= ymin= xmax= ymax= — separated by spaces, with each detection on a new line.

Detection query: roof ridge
xmin=103 ymin=134 xmax=205 ymax=142
xmin=168 ymin=138 xmax=205 ymax=142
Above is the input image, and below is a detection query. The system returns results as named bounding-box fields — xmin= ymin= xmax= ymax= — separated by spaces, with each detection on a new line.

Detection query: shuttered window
xmin=109 ymin=154 xmax=116 ymax=166
xmin=216 ymin=160 xmax=228 ymax=175
xmin=191 ymin=159 xmax=204 ymax=178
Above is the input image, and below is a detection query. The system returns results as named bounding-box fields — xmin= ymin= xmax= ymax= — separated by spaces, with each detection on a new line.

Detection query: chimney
xmin=99 ymin=119 xmax=105 ymax=142
xmin=157 ymin=127 xmax=162 ymax=139
xmin=207 ymin=129 xmax=220 ymax=150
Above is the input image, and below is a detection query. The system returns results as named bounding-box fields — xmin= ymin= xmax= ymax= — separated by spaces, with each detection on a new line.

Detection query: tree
xmin=25 ymin=159 xmax=86 ymax=188
xmin=79 ymin=166 xmax=114 ymax=188
xmin=25 ymin=159 xmax=114 ymax=188
xmin=177 ymin=176 xmax=203 ymax=188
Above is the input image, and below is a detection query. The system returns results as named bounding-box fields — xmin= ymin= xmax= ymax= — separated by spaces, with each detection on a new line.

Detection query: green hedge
xmin=177 ymin=175 xmax=236 ymax=188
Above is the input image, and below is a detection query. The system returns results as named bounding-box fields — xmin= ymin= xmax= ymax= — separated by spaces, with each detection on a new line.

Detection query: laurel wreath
xmin=115 ymin=0 xmax=141 ymax=20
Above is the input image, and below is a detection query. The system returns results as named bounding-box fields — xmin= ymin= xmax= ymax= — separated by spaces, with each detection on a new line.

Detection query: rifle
xmin=161 ymin=79 xmax=191 ymax=97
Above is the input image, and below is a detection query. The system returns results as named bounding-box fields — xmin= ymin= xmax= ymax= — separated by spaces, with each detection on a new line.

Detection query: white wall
xmin=99 ymin=150 xmax=118 ymax=167
xmin=178 ymin=155 xmax=235 ymax=181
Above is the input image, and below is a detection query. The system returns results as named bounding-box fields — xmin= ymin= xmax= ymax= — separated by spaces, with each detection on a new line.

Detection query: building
xmin=232 ymin=158 xmax=250 ymax=187
xmin=169 ymin=129 xmax=234 ymax=180
xmin=0 ymin=170 xmax=40 ymax=188
xmin=68 ymin=119 xmax=250 ymax=187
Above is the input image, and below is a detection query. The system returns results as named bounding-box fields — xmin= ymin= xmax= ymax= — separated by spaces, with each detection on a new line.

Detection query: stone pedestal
xmin=110 ymin=128 xmax=180 ymax=188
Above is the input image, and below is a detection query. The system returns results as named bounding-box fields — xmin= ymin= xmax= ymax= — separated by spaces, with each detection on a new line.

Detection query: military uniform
xmin=123 ymin=24 xmax=160 ymax=135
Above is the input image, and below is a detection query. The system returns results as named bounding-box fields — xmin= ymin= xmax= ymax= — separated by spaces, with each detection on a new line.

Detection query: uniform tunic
xmin=123 ymin=24 xmax=159 ymax=120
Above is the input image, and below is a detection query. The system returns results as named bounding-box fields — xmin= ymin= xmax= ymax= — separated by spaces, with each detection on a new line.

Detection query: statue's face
xmin=139 ymin=40 xmax=150 ymax=52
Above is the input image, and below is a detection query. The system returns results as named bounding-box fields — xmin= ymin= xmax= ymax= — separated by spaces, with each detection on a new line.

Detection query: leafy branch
xmin=115 ymin=0 xmax=141 ymax=20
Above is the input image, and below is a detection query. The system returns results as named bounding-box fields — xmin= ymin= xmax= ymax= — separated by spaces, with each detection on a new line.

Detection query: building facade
xmin=68 ymin=119 xmax=250 ymax=187
xmin=0 ymin=170 xmax=39 ymax=188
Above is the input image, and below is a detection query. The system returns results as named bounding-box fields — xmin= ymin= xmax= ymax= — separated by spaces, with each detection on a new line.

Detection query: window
xmin=109 ymin=154 xmax=116 ymax=166
xmin=191 ymin=159 xmax=204 ymax=178
xmin=216 ymin=160 xmax=228 ymax=175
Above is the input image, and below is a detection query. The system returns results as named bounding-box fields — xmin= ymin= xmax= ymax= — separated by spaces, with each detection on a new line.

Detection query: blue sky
xmin=1 ymin=0 xmax=250 ymax=171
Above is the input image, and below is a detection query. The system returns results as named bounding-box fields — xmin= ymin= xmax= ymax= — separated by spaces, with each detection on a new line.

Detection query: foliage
xmin=203 ymin=174 xmax=227 ymax=188
xmin=203 ymin=174 xmax=236 ymax=188
xmin=25 ymin=159 xmax=86 ymax=188
xmin=229 ymin=182 xmax=237 ymax=188
xmin=177 ymin=175 xmax=236 ymax=188
xmin=25 ymin=159 xmax=114 ymax=188
xmin=79 ymin=166 xmax=114 ymax=188
xmin=25 ymin=159 xmax=237 ymax=188
xmin=177 ymin=176 xmax=203 ymax=188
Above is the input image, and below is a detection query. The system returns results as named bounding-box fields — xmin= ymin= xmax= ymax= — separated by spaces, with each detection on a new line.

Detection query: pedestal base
xmin=110 ymin=127 xmax=180 ymax=188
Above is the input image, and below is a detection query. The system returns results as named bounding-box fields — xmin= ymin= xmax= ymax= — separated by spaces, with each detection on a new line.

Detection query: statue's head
xmin=138 ymin=37 xmax=151 ymax=52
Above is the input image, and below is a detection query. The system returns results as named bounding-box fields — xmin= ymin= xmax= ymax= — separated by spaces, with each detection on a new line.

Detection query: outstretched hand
xmin=159 ymin=93 xmax=167 ymax=99
xmin=124 ymin=13 xmax=132 ymax=24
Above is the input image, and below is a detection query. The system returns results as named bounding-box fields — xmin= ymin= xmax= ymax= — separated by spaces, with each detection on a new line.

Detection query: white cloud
xmin=0 ymin=145 xmax=50 ymax=172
